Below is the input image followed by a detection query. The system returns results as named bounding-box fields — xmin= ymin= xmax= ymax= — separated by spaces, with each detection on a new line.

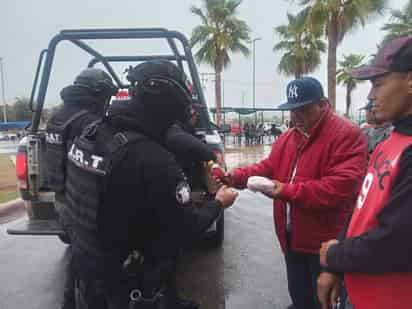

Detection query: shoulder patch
xmin=45 ymin=132 xmax=63 ymax=145
xmin=67 ymin=143 xmax=106 ymax=175
xmin=176 ymin=180 xmax=191 ymax=205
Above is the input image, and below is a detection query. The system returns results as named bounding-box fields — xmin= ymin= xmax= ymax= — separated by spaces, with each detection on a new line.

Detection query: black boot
xmin=61 ymin=250 xmax=76 ymax=309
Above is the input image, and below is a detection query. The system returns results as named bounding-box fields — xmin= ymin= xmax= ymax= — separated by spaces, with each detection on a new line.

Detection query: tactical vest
xmin=45 ymin=110 xmax=89 ymax=193
xmin=65 ymin=121 xmax=145 ymax=256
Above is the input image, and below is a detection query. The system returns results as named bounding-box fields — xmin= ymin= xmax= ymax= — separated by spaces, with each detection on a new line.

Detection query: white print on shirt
xmin=391 ymin=153 xmax=400 ymax=168
xmin=357 ymin=172 xmax=374 ymax=210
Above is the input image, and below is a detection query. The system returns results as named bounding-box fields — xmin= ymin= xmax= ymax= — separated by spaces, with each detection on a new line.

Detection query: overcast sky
xmin=1 ymin=0 xmax=408 ymax=116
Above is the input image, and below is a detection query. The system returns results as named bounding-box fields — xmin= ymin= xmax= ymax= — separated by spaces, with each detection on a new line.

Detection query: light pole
xmin=222 ymin=79 xmax=226 ymax=125
xmin=0 ymin=57 xmax=7 ymax=123
xmin=242 ymin=91 xmax=246 ymax=108
xmin=252 ymin=37 xmax=261 ymax=125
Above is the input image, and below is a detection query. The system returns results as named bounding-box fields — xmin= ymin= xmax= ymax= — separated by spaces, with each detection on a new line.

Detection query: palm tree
xmin=190 ymin=0 xmax=251 ymax=126
xmin=274 ymin=9 xmax=326 ymax=78
xmin=336 ymin=54 xmax=366 ymax=116
xmin=297 ymin=0 xmax=387 ymax=111
xmin=381 ymin=0 xmax=412 ymax=42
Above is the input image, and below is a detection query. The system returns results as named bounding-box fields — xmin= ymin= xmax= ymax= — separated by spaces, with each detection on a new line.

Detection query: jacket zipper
xmin=285 ymin=141 xmax=306 ymax=247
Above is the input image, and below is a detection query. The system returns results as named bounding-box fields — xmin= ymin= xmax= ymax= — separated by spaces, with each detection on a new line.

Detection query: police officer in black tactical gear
xmin=65 ymin=60 xmax=238 ymax=309
xmin=46 ymin=67 xmax=118 ymax=204
xmin=164 ymin=103 xmax=217 ymax=194
xmin=165 ymin=120 xmax=216 ymax=183
xmin=45 ymin=68 xmax=118 ymax=309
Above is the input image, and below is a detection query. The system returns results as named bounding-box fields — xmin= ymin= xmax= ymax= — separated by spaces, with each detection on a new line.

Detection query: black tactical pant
xmin=61 ymin=249 xmax=76 ymax=309
xmin=56 ymin=197 xmax=76 ymax=309
xmin=75 ymin=278 xmax=169 ymax=309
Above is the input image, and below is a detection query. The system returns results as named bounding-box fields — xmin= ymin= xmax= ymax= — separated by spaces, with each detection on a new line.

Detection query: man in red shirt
xmin=220 ymin=77 xmax=367 ymax=309
xmin=318 ymin=35 xmax=412 ymax=309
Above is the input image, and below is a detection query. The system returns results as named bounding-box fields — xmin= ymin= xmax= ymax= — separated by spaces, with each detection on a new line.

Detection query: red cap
xmin=352 ymin=35 xmax=412 ymax=80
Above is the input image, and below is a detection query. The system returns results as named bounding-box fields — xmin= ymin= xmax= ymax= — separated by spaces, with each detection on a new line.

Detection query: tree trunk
xmin=345 ymin=83 xmax=352 ymax=116
xmin=328 ymin=14 xmax=338 ymax=111
xmin=214 ymin=59 xmax=222 ymax=127
xmin=295 ymin=67 xmax=302 ymax=79
xmin=296 ymin=60 xmax=304 ymax=79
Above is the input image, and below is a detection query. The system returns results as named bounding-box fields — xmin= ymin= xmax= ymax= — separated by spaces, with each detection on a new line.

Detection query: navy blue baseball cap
xmin=277 ymin=77 xmax=325 ymax=111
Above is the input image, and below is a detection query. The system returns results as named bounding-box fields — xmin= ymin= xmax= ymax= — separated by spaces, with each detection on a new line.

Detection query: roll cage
xmin=29 ymin=28 xmax=211 ymax=132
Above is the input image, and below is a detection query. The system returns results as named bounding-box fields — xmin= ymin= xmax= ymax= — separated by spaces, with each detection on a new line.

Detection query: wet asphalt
xmin=0 ymin=142 xmax=291 ymax=309
xmin=177 ymin=189 xmax=290 ymax=309
xmin=0 ymin=140 xmax=18 ymax=155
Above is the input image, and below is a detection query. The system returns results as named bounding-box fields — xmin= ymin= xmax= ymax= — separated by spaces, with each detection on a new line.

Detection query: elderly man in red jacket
xmin=220 ymin=77 xmax=367 ymax=309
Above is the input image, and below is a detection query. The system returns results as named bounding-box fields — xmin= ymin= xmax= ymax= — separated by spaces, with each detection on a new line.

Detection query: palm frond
xmin=190 ymin=6 xmax=208 ymax=25
xmin=226 ymin=0 xmax=242 ymax=13
xmin=336 ymin=53 xmax=366 ymax=86
xmin=190 ymin=25 xmax=214 ymax=46
xmin=190 ymin=0 xmax=251 ymax=69
xmin=274 ymin=9 xmax=325 ymax=77
xmin=381 ymin=0 xmax=412 ymax=43
xmin=231 ymin=42 xmax=250 ymax=56
xmin=194 ymin=39 xmax=217 ymax=65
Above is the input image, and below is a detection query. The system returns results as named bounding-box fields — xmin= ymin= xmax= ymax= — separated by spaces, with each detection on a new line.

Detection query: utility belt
xmin=74 ymin=247 xmax=173 ymax=309
xmin=128 ymin=288 xmax=165 ymax=309
xmin=123 ymin=250 xmax=173 ymax=309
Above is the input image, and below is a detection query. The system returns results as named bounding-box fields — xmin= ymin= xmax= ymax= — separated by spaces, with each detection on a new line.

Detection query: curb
xmin=0 ymin=198 xmax=26 ymax=224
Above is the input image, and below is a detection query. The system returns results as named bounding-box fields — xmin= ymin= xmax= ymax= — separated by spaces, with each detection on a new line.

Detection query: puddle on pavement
xmin=224 ymin=144 xmax=272 ymax=170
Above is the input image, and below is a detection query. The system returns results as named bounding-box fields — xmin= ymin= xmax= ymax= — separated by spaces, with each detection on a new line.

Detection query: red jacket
xmin=232 ymin=109 xmax=367 ymax=254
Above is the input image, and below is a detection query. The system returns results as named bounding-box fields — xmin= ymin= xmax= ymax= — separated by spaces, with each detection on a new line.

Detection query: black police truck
xmin=8 ymin=28 xmax=226 ymax=247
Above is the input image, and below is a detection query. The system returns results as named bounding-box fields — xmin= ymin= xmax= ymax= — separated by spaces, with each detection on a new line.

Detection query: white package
xmin=247 ymin=176 xmax=275 ymax=193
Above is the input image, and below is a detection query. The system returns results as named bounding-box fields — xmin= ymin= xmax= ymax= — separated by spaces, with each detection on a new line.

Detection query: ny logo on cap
xmin=288 ymin=84 xmax=299 ymax=99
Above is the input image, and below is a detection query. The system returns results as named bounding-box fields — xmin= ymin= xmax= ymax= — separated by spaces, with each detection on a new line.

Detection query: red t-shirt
xmin=345 ymin=131 xmax=412 ymax=309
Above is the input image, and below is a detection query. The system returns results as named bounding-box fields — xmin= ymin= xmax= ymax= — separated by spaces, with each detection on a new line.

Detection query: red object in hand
xmin=211 ymin=163 xmax=225 ymax=179
xmin=209 ymin=161 xmax=230 ymax=184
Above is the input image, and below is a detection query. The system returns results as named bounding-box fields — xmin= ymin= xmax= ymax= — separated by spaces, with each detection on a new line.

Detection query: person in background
xmin=359 ymin=101 xmax=374 ymax=130
xmin=45 ymin=68 xmax=118 ymax=309
xmin=257 ymin=123 xmax=265 ymax=144
xmin=360 ymin=100 xmax=393 ymax=155
xmin=250 ymin=123 xmax=257 ymax=144
xmin=243 ymin=122 xmax=250 ymax=145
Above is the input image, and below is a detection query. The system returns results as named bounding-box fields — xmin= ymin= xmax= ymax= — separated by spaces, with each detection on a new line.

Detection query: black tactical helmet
xmin=74 ymin=68 xmax=118 ymax=98
xmin=126 ymin=60 xmax=193 ymax=123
